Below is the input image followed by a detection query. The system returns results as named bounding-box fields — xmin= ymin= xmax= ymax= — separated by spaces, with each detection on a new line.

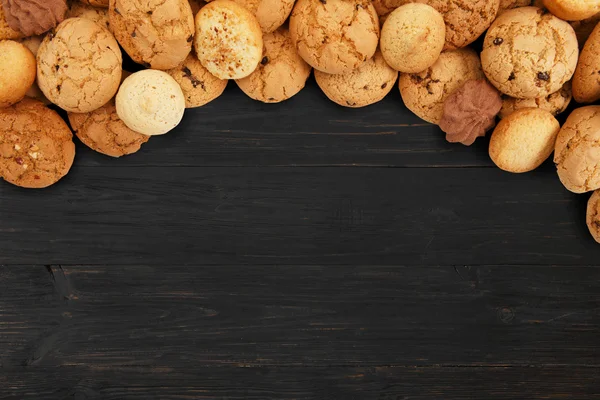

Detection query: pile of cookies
xmin=2 ymin=0 xmax=600 ymax=242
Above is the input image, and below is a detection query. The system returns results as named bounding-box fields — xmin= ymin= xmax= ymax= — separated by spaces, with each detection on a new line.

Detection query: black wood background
xmin=2 ymin=79 xmax=600 ymax=399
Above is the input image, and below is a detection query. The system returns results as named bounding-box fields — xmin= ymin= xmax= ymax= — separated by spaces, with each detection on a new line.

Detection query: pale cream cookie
xmin=543 ymin=0 xmax=600 ymax=21
xmin=0 ymin=40 xmax=36 ymax=108
xmin=205 ymin=0 xmax=294 ymax=33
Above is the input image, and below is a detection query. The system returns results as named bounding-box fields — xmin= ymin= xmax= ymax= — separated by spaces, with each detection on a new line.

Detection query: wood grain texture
xmin=0 ymin=165 xmax=598 ymax=265
xmin=2 ymin=265 xmax=600 ymax=369
xmin=67 ymin=81 xmax=495 ymax=168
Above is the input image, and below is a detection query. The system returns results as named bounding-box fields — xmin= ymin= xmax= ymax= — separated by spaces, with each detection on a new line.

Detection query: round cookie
xmin=586 ymin=190 xmax=600 ymax=243
xmin=205 ymin=0 xmax=294 ymax=33
xmin=315 ymin=50 xmax=397 ymax=108
xmin=194 ymin=0 xmax=263 ymax=79
xmin=372 ymin=0 xmax=409 ymax=18
xmin=0 ymin=5 xmax=22 ymax=40
xmin=0 ymin=98 xmax=75 ymax=188
xmin=166 ymin=53 xmax=228 ymax=108
xmin=399 ymin=48 xmax=485 ymax=124
xmin=489 ymin=108 xmax=560 ymax=173
xmin=420 ymin=0 xmax=500 ymax=50
xmin=481 ymin=7 xmax=579 ymax=100
xmin=18 ymin=35 xmax=50 ymax=104
xmin=0 ymin=40 xmax=36 ymax=108
xmin=499 ymin=81 xmax=572 ymax=119
xmin=499 ymin=0 xmax=533 ymax=13
xmin=109 ymin=0 xmax=194 ymax=70
xmin=289 ymin=0 xmax=379 ymax=75
xmin=543 ymin=0 xmax=600 ymax=21
xmin=37 ymin=18 xmax=122 ymax=113
xmin=115 ymin=70 xmax=185 ymax=136
xmin=235 ymin=28 xmax=312 ymax=103
xmin=68 ymin=98 xmax=150 ymax=157
xmin=380 ymin=3 xmax=445 ymax=73
xmin=67 ymin=2 xmax=111 ymax=32
xmin=573 ymin=22 xmax=600 ymax=103
xmin=79 ymin=0 xmax=109 ymax=7
xmin=571 ymin=12 xmax=600 ymax=48
xmin=554 ymin=106 xmax=600 ymax=193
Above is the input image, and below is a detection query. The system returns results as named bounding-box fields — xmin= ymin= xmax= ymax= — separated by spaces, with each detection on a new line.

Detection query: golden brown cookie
xmin=499 ymin=81 xmax=572 ymax=119
xmin=194 ymin=0 xmax=263 ymax=80
xmin=236 ymin=28 xmax=312 ymax=103
xmin=67 ymin=1 xmax=111 ymax=32
xmin=490 ymin=108 xmax=560 ymax=173
xmin=68 ymin=98 xmax=150 ymax=157
xmin=482 ymin=7 xmax=579 ymax=99
xmin=79 ymin=0 xmax=108 ymax=7
xmin=586 ymin=190 xmax=600 ymax=243
xmin=315 ymin=50 xmax=397 ymax=108
xmin=543 ymin=0 xmax=600 ymax=21
xmin=18 ymin=35 xmax=50 ymax=104
xmin=109 ymin=0 xmax=194 ymax=70
xmin=573 ymin=22 xmax=600 ymax=103
xmin=499 ymin=0 xmax=532 ymax=13
xmin=0 ymin=98 xmax=75 ymax=188
xmin=571 ymin=12 xmax=600 ymax=48
xmin=380 ymin=3 xmax=445 ymax=73
xmin=206 ymin=0 xmax=294 ymax=33
xmin=554 ymin=106 xmax=600 ymax=193
xmin=37 ymin=17 xmax=122 ymax=113
xmin=0 ymin=40 xmax=36 ymax=108
xmin=0 ymin=5 xmax=22 ymax=39
xmin=166 ymin=53 xmax=227 ymax=108
xmin=289 ymin=0 xmax=379 ymax=74
xmin=399 ymin=48 xmax=485 ymax=124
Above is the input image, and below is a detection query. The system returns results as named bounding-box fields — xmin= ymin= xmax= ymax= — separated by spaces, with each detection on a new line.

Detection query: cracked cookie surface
xmin=79 ymin=0 xmax=109 ymax=7
xmin=554 ymin=106 xmax=600 ymax=193
xmin=194 ymin=0 xmax=263 ymax=80
xmin=166 ymin=53 xmax=227 ymax=108
xmin=0 ymin=40 xmax=36 ymax=108
xmin=0 ymin=98 xmax=75 ymax=188
xmin=289 ymin=0 xmax=379 ymax=74
xmin=500 ymin=81 xmax=572 ymax=119
xmin=499 ymin=0 xmax=532 ymax=13
xmin=399 ymin=48 xmax=485 ymax=124
xmin=109 ymin=0 xmax=194 ymax=70
xmin=315 ymin=49 xmax=397 ymax=108
xmin=482 ymin=6 xmax=579 ymax=99
xmin=37 ymin=17 xmax=122 ymax=113
xmin=205 ymin=0 xmax=294 ymax=33
xmin=69 ymin=98 xmax=150 ymax=157
xmin=67 ymin=1 xmax=111 ymax=32
xmin=236 ymin=28 xmax=311 ymax=103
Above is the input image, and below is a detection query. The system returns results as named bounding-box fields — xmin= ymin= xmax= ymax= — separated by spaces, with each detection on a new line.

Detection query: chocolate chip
xmin=187 ymin=35 xmax=193 ymax=43
xmin=147 ymin=10 xmax=153 ymax=15
xmin=363 ymin=85 xmax=369 ymax=90
xmin=508 ymin=72 xmax=515 ymax=81
xmin=537 ymin=71 xmax=550 ymax=81
xmin=381 ymin=82 xmax=387 ymax=89
xmin=131 ymin=31 xmax=136 ymax=38
xmin=261 ymin=56 xmax=269 ymax=65
xmin=55 ymin=65 xmax=60 ymax=71
xmin=56 ymin=85 xmax=61 ymax=92
xmin=410 ymin=74 xmax=424 ymax=84
xmin=493 ymin=37 xmax=503 ymax=45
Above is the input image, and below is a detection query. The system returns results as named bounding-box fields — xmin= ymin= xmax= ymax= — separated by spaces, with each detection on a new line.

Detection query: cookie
xmin=18 ymin=35 xmax=50 ymax=104
xmin=109 ymin=0 xmax=194 ymax=70
xmin=235 ymin=28 xmax=312 ymax=103
xmin=67 ymin=1 xmax=111 ymax=32
xmin=37 ymin=18 xmax=122 ymax=113
xmin=68 ymin=98 xmax=150 ymax=157
xmin=166 ymin=53 xmax=228 ymax=108
xmin=571 ymin=12 xmax=600 ymax=48
xmin=573 ymin=22 xmax=600 ymax=103
xmin=315 ymin=50 xmax=397 ymax=108
xmin=482 ymin=7 xmax=579 ymax=99
xmin=79 ymin=0 xmax=108 ymax=7
xmin=289 ymin=0 xmax=379 ymax=74
xmin=0 ymin=4 xmax=22 ymax=40
xmin=543 ymin=0 xmax=600 ymax=21
xmin=0 ymin=98 xmax=75 ymax=188
xmin=586 ymin=190 xmax=600 ymax=243
xmin=206 ymin=0 xmax=294 ymax=33
xmin=115 ymin=70 xmax=185 ymax=136
xmin=421 ymin=0 xmax=500 ymax=50
xmin=380 ymin=3 xmax=445 ymax=73
xmin=0 ymin=40 xmax=36 ymax=108
xmin=372 ymin=0 xmax=408 ymax=18
xmin=489 ymin=108 xmax=560 ymax=173
xmin=554 ymin=106 xmax=600 ymax=194
xmin=194 ymin=0 xmax=263 ymax=79
xmin=399 ymin=48 xmax=485 ymax=124
xmin=499 ymin=0 xmax=532 ymax=13
xmin=1 ymin=0 xmax=67 ymax=36
xmin=499 ymin=81 xmax=572 ymax=119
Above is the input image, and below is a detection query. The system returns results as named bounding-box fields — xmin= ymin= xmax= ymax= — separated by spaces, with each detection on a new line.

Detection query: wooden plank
xmin=68 ymin=81 xmax=496 ymax=168
xmin=0 ymin=166 xmax=598 ymax=265
xmin=1 ymin=365 xmax=599 ymax=399
xmin=3 ymin=265 xmax=600 ymax=368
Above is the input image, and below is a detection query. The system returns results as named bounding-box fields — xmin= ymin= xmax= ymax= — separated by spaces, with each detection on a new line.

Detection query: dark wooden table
xmin=2 ymin=79 xmax=600 ymax=399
